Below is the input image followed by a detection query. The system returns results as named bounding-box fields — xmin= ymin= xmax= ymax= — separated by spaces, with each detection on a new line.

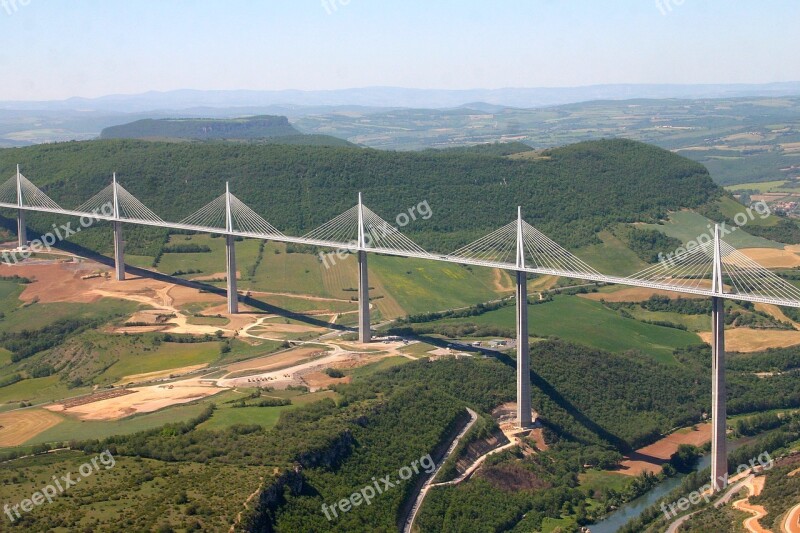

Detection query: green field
xmin=715 ymin=196 xmax=780 ymax=227
xmin=104 ymin=340 xmax=223 ymax=383
xmin=369 ymin=254 xmax=506 ymax=315
xmin=621 ymin=306 xmax=710 ymax=332
xmin=430 ymin=296 xmax=701 ymax=364
xmin=156 ymin=234 xmax=262 ymax=278
xmin=0 ymin=374 xmax=91 ymax=405
xmin=0 ymin=297 xmax=139 ymax=334
xmin=197 ymin=390 xmax=338 ymax=431
xmin=575 ymin=230 xmax=648 ymax=276
xmin=578 ymin=469 xmax=634 ymax=494
xmin=726 ymin=180 xmax=795 ymax=193
xmin=246 ymin=242 xmax=328 ymax=295
xmin=0 ymin=279 xmax=23 ymax=307
xmin=24 ymin=402 xmax=213 ymax=446
xmin=346 ymin=356 xmax=410 ymax=378
xmin=640 ymin=210 xmax=783 ymax=250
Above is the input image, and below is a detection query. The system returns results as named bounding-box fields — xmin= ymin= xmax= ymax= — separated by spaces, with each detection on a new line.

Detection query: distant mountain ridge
xmin=4 ymin=83 xmax=800 ymax=112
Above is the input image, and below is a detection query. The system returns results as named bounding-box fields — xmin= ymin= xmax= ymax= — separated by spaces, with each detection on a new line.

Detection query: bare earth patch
xmin=581 ymin=287 xmax=704 ymax=302
xmin=223 ymin=347 xmax=325 ymax=373
xmin=0 ymin=409 xmax=63 ymax=447
xmin=618 ymin=423 xmax=712 ymax=476
xmin=45 ymin=381 xmax=226 ymax=420
xmin=14 ymin=261 xmax=110 ymax=303
xmin=698 ymin=328 xmax=800 ymax=352
xmin=303 ymin=371 xmax=351 ymax=389
xmin=118 ymin=363 xmax=210 ymax=385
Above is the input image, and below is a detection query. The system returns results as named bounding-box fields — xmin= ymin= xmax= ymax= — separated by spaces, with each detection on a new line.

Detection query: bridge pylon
xmin=711 ymin=224 xmax=727 ymax=490
xmin=515 ymin=207 xmax=532 ymax=428
xmin=225 ymin=182 xmax=238 ymax=314
xmin=111 ymin=174 xmax=126 ymax=281
xmin=357 ymin=193 xmax=370 ymax=343
xmin=15 ymin=165 xmax=26 ymax=248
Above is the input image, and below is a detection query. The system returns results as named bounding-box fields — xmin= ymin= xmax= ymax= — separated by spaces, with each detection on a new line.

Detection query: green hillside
xmin=0 ymin=138 xmax=719 ymax=260
xmin=100 ymin=115 xmax=300 ymax=140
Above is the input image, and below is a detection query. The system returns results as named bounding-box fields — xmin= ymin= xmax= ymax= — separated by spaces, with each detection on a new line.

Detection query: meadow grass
xmin=432 ymin=295 xmax=701 ymax=364
xmin=574 ymin=230 xmax=648 ymax=276
xmin=0 ymin=375 xmax=91 ymax=405
xmin=640 ymin=210 xmax=783 ymax=249
xmin=103 ymin=341 xmax=223 ymax=382
xmin=369 ymin=254 xmax=504 ymax=316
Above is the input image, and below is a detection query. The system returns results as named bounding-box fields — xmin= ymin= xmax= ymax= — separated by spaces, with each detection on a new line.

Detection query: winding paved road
xmin=402 ymin=407 xmax=478 ymax=533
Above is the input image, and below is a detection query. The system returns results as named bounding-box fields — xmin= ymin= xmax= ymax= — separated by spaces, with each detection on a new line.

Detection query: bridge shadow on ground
xmin=383 ymin=328 xmax=630 ymax=451
xmin=0 ymin=219 xmax=349 ymax=332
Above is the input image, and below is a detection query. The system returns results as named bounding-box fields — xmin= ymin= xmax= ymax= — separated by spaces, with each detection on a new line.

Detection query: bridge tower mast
xmin=225 ymin=182 xmax=238 ymax=314
xmin=357 ymin=192 xmax=371 ymax=343
xmin=15 ymin=165 xmax=26 ymax=248
xmin=711 ymin=224 xmax=728 ymax=490
xmin=516 ymin=206 xmax=532 ymax=428
xmin=112 ymin=173 xmax=126 ymax=281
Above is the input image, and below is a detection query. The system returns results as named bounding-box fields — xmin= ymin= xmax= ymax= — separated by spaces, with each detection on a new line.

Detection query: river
xmin=589 ymin=453 xmax=713 ymax=533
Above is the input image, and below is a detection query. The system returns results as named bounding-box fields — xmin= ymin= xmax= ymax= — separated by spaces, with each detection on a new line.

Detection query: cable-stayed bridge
xmin=4 ymin=167 xmax=800 ymax=491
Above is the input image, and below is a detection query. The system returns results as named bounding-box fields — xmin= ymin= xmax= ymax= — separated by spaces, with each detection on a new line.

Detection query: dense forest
xmin=0 ymin=138 xmax=718 ymax=256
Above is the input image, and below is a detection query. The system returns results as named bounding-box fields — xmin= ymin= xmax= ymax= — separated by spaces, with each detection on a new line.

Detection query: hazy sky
xmin=1 ymin=0 xmax=798 ymax=100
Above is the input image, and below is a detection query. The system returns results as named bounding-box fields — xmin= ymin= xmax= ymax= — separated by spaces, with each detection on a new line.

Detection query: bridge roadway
xmin=2 ymin=201 xmax=796 ymax=308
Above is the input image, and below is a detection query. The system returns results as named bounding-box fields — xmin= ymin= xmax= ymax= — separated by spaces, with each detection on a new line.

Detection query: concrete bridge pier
xmin=16 ymin=209 xmax=26 ymax=248
xmin=112 ymin=221 xmax=125 ymax=281
xmin=711 ymin=295 xmax=727 ymax=490
xmin=358 ymin=250 xmax=371 ymax=343
xmin=516 ymin=270 xmax=532 ymax=428
xmin=226 ymin=235 xmax=238 ymax=314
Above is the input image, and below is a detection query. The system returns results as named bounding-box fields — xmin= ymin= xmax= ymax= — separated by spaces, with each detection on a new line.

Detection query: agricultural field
xmin=22 ymin=401 xmax=213 ymax=446
xmin=369 ymin=254 xmax=509 ymax=316
xmin=575 ymin=230 xmax=648 ymax=276
xmin=639 ymin=210 xmax=784 ymax=249
xmin=425 ymin=295 xmax=701 ymax=364
xmin=197 ymin=389 xmax=337 ymax=431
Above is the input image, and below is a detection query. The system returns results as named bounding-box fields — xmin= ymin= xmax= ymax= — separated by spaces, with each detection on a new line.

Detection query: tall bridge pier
xmin=710 ymin=225 xmax=727 ymax=490
xmin=357 ymin=193 xmax=371 ymax=343
xmin=358 ymin=250 xmax=370 ymax=343
xmin=113 ymin=222 xmax=125 ymax=281
xmin=516 ymin=270 xmax=532 ymax=428
xmin=15 ymin=165 xmax=26 ymax=248
xmin=225 ymin=183 xmax=238 ymax=314
xmin=515 ymin=207 xmax=532 ymax=428
xmin=225 ymin=235 xmax=238 ymax=314
xmin=711 ymin=296 xmax=726 ymax=489
xmin=111 ymin=175 xmax=125 ymax=281
xmin=16 ymin=210 xmax=26 ymax=248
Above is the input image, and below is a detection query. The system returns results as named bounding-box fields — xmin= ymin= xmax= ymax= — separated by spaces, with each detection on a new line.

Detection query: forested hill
xmin=0 ymin=138 xmax=718 ymax=252
xmin=100 ymin=115 xmax=301 ymax=140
